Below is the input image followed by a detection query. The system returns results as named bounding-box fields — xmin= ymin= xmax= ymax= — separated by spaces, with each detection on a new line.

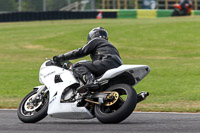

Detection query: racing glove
xmin=53 ymin=54 xmax=64 ymax=63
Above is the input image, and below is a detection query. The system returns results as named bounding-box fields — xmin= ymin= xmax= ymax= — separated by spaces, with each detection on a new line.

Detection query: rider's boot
xmin=77 ymin=73 xmax=99 ymax=93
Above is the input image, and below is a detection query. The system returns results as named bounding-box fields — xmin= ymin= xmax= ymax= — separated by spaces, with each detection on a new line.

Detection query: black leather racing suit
xmin=60 ymin=37 xmax=122 ymax=82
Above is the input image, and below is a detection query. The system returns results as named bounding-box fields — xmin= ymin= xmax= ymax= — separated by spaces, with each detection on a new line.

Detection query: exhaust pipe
xmin=137 ymin=91 xmax=149 ymax=103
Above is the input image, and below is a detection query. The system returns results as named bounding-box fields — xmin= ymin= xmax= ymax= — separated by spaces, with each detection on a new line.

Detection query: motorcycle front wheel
xmin=17 ymin=90 xmax=49 ymax=123
xmin=95 ymin=84 xmax=137 ymax=124
xmin=172 ymin=9 xmax=180 ymax=16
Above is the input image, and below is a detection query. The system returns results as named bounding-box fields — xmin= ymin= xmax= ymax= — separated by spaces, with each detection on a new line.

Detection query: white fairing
xmin=38 ymin=61 xmax=150 ymax=119
xmin=97 ymin=65 xmax=151 ymax=85
xmin=39 ymin=61 xmax=93 ymax=119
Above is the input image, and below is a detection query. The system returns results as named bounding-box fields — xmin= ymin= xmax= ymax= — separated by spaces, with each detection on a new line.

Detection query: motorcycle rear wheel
xmin=17 ymin=90 xmax=49 ymax=123
xmin=95 ymin=84 xmax=137 ymax=123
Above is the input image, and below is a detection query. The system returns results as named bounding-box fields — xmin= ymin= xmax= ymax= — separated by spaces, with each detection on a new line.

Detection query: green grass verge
xmin=0 ymin=17 xmax=200 ymax=112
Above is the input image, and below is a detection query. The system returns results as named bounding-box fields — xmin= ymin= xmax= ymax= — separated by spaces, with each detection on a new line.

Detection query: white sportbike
xmin=17 ymin=59 xmax=150 ymax=123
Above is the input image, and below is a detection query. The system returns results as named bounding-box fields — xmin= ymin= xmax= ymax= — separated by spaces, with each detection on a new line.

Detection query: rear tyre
xmin=17 ymin=90 xmax=49 ymax=123
xmin=95 ymin=84 xmax=137 ymax=124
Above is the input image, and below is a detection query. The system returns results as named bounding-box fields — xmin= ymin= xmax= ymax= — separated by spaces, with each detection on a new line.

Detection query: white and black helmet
xmin=87 ymin=27 xmax=108 ymax=42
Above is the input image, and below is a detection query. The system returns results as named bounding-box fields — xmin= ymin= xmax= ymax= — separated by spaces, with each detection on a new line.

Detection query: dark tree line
xmin=0 ymin=0 xmax=102 ymax=12
xmin=0 ymin=0 xmax=72 ymax=12
xmin=0 ymin=0 xmax=17 ymax=11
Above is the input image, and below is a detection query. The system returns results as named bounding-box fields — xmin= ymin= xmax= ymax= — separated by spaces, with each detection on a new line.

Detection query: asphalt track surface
xmin=0 ymin=110 xmax=200 ymax=133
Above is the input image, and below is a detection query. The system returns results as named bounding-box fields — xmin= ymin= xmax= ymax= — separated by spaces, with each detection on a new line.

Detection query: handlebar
xmin=45 ymin=58 xmax=72 ymax=69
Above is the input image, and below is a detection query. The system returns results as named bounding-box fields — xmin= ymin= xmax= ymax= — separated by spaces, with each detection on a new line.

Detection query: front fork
xmin=32 ymin=85 xmax=47 ymax=102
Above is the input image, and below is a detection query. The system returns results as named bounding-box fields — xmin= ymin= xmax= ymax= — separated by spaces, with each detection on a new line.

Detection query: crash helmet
xmin=87 ymin=27 xmax=108 ymax=42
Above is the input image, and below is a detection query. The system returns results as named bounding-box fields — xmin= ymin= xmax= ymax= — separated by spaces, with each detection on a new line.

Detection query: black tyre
xmin=172 ymin=10 xmax=180 ymax=16
xmin=95 ymin=84 xmax=137 ymax=124
xmin=17 ymin=90 xmax=49 ymax=123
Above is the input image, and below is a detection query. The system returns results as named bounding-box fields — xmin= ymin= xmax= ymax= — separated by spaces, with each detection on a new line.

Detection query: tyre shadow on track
xmin=34 ymin=121 xmax=148 ymax=125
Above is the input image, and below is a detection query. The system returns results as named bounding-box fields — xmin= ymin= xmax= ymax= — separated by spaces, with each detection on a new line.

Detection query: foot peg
xmin=76 ymin=85 xmax=88 ymax=93
xmin=76 ymin=83 xmax=99 ymax=93
xmin=137 ymin=91 xmax=149 ymax=103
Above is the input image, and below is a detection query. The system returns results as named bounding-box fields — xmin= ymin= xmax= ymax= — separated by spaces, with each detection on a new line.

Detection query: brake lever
xmin=46 ymin=58 xmax=52 ymax=61
xmin=53 ymin=61 xmax=62 ymax=67
xmin=45 ymin=58 xmax=60 ymax=66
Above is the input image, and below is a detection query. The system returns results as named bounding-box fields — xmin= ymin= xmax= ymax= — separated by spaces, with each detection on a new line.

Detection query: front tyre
xmin=172 ymin=9 xmax=180 ymax=16
xmin=95 ymin=84 xmax=137 ymax=123
xmin=17 ymin=90 xmax=49 ymax=123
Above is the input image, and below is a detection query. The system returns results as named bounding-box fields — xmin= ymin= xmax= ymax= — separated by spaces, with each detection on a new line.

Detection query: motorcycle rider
xmin=53 ymin=27 xmax=123 ymax=92
xmin=180 ymin=0 xmax=192 ymax=15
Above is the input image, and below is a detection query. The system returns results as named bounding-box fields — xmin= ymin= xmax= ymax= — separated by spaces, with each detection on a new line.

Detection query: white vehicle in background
xmin=17 ymin=59 xmax=150 ymax=123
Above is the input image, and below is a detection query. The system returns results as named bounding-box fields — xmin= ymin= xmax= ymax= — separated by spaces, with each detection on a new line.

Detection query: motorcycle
xmin=172 ymin=3 xmax=192 ymax=16
xmin=17 ymin=59 xmax=150 ymax=123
